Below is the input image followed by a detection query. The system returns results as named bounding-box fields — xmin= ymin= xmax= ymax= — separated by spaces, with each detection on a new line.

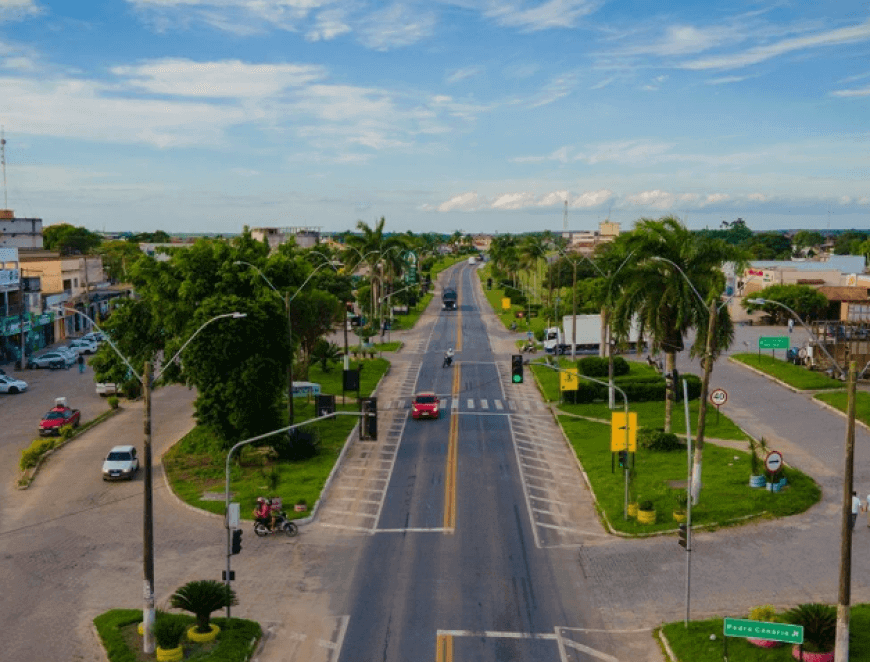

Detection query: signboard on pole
xmin=759 ymin=336 xmax=789 ymax=350
xmin=709 ymin=388 xmax=727 ymax=406
xmin=610 ymin=412 xmax=637 ymax=452
xmin=764 ymin=450 xmax=783 ymax=473
xmin=723 ymin=618 xmax=803 ymax=644
xmin=501 ymin=297 xmax=511 ymax=311
xmin=559 ymin=368 xmax=579 ymax=392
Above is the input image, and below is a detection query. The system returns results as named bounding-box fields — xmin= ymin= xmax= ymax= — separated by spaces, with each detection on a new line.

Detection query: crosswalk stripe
xmin=522 ymin=401 xmax=531 ymax=411
xmin=509 ymin=400 xmax=517 ymax=410
xmin=480 ymin=400 xmax=489 ymax=410
xmin=440 ymin=398 xmax=447 ymax=409
xmin=495 ymin=400 xmax=504 ymax=410
xmin=451 ymin=398 xmax=459 ymax=410
xmin=467 ymin=399 xmax=474 ymax=409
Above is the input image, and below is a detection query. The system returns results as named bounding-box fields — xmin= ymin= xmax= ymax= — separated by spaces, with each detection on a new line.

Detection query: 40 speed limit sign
xmin=709 ymin=388 xmax=728 ymax=406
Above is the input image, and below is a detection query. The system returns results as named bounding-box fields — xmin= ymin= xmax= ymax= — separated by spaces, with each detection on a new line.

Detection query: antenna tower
xmin=1 ymin=127 xmax=7 ymax=210
xmin=563 ymin=199 xmax=568 ymax=231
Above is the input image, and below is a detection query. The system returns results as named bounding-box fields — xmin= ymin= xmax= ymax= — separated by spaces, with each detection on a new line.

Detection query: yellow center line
xmin=442 ymin=364 xmax=460 ymax=532
xmin=436 ymin=633 xmax=454 ymax=662
xmin=455 ymin=286 xmax=462 ymax=351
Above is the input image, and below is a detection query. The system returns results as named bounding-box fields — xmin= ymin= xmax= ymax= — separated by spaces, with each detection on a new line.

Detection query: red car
xmin=39 ymin=405 xmax=81 ymax=436
xmin=412 ymin=392 xmax=440 ymax=419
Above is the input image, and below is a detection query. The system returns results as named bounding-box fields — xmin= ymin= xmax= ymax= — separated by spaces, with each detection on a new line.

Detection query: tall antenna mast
xmin=563 ymin=199 xmax=568 ymax=231
xmin=1 ymin=127 xmax=7 ymax=210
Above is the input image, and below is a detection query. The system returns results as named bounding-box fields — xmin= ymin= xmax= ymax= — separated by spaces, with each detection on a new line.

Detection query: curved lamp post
xmin=53 ymin=307 xmax=245 ymax=653
xmin=235 ymin=259 xmax=337 ymax=426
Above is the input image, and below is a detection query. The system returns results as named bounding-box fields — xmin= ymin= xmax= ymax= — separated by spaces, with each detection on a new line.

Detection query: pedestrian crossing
xmin=381 ymin=397 xmax=550 ymax=413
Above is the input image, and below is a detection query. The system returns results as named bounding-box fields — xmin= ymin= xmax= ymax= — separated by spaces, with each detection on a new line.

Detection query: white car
xmin=0 ymin=374 xmax=28 ymax=394
xmin=96 ymin=382 xmax=121 ymax=396
xmin=58 ymin=344 xmax=85 ymax=357
xmin=28 ymin=351 xmax=74 ymax=369
xmin=69 ymin=338 xmax=99 ymax=354
xmin=102 ymin=445 xmax=139 ymax=481
xmin=82 ymin=331 xmax=105 ymax=344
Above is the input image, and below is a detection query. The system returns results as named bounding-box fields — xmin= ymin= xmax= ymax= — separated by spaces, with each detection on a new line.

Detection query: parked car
xmin=0 ymin=374 xmax=28 ymax=394
xmin=82 ymin=331 xmax=105 ymax=344
xmin=28 ymin=351 xmax=74 ymax=369
xmin=39 ymin=404 xmax=81 ymax=435
xmin=95 ymin=382 xmax=121 ymax=397
xmin=58 ymin=344 xmax=85 ymax=357
xmin=102 ymin=445 xmax=139 ymax=481
xmin=411 ymin=392 xmax=440 ymax=420
xmin=68 ymin=338 xmax=99 ymax=354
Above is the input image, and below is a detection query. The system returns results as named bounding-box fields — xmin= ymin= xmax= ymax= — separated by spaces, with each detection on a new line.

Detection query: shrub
xmin=638 ymin=500 xmax=654 ymax=512
xmin=638 ymin=427 xmax=682 ymax=452
xmin=170 ymin=580 xmax=238 ymax=633
xmin=59 ymin=424 xmax=75 ymax=441
xmin=783 ymin=603 xmax=836 ymax=653
xmin=674 ymin=490 xmax=688 ymax=512
xmin=107 ymin=396 xmax=120 ymax=410
xmin=749 ymin=604 xmax=779 ymax=622
xmin=19 ymin=438 xmax=57 ymax=471
xmin=153 ymin=615 xmax=187 ymax=649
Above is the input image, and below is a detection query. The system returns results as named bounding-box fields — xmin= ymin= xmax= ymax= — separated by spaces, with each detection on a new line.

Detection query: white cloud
xmin=0 ymin=0 xmax=41 ymax=21
xmin=446 ymin=66 xmax=483 ymax=84
xmin=589 ymin=76 xmax=614 ymax=90
xmin=582 ymin=139 xmax=675 ymax=165
xmin=706 ymin=75 xmax=748 ymax=85
xmin=112 ymin=59 xmax=326 ymax=98
xmin=700 ymin=193 xmax=729 ymax=206
xmin=858 ymin=197 xmax=870 ymax=205
xmin=485 ymin=0 xmax=601 ymax=31
xmin=748 ymin=193 xmax=768 ymax=202
xmin=492 ymin=191 xmax=535 ymax=209
xmin=625 ymin=190 xmax=698 ymax=210
xmin=437 ymin=191 xmax=482 ymax=212
xmin=682 ymin=19 xmax=870 ymax=71
xmin=839 ymin=196 xmax=852 ymax=205
xmin=306 ymin=9 xmax=351 ymax=41
xmin=358 ymin=4 xmax=436 ymax=51
xmin=830 ymin=85 xmax=870 ymax=98
xmin=572 ymin=189 xmax=614 ymax=208
xmin=537 ymin=190 xmax=569 ymax=207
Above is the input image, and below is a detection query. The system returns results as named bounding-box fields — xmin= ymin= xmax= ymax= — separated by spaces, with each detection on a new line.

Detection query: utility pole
xmin=835 ymin=361 xmax=857 ymax=662
xmin=692 ymin=299 xmax=717 ymax=505
xmin=142 ymin=361 xmax=155 ymax=653
xmin=571 ymin=258 xmax=577 ymax=361
xmin=286 ymin=292 xmax=294 ymax=425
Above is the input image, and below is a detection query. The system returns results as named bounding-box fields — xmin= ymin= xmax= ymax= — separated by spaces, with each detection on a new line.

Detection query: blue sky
xmin=1 ymin=0 xmax=868 ymax=236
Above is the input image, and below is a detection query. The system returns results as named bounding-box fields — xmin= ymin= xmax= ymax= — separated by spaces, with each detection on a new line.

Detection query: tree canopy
xmin=43 ymin=223 xmax=102 ymax=255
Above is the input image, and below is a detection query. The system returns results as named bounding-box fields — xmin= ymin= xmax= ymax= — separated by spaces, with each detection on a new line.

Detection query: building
xmin=0 ymin=209 xmax=43 ymax=249
xmin=560 ymin=221 xmax=620 ymax=254
xmin=251 ymin=226 xmax=322 ymax=251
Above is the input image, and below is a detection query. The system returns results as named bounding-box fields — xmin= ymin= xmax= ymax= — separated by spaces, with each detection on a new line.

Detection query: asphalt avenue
xmin=1 ymin=263 xmax=869 ymax=661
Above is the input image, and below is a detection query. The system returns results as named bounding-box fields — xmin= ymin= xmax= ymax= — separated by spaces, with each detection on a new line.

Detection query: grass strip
xmin=660 ymin=605 xmax=870 ymax=661
xmin=559 ymin=416 xmax=819 ymax=534
xmin=731 ymin=353 xmax=844 ymax=390
xmin=814 ymin=390 xmax=870 ymax=428
xmin=164 ymin=358 xmax=389 ymax=519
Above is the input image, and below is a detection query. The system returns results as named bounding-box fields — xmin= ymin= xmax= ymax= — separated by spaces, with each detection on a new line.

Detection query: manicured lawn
xmin=661 ymin=604 xmax=870 ymax=661
xmin=530 ymin=358 xmax=749 ymax=442
xmin=731 ymin=353 xmax=844 ymax=390
xmin=560 ymin=416 xmax=820 ymax=534
xmin=814 ymin=390 xmax=870 ymax=428
xmin=164 ymin=358 xmax=389 ymax=520
xmin=478 ymin=265 xmax=551 ymax=337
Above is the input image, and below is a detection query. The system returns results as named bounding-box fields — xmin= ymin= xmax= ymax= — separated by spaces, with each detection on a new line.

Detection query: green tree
xmin=742 ymin=284 xmax=828 ymax=323
xmin=831 ymin=231 xmax=868 ymax=255
xmin=744 ymin=232 xmax=792 ymax=260
xmin=94 ymin=239 xmax=145 ymax=282
xmin=170 ymin=580 xmax=237 ymax=634
xmin=290 ymin=290 xmax=342 ymax=379
xmin=43 ymin=223 xmax=102 ymax=255
xmin=127 ymin=230 xmax=172 ymax=244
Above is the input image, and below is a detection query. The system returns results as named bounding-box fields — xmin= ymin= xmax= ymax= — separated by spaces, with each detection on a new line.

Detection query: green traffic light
xmin=513 ymin=375 xmax=522 ymax=383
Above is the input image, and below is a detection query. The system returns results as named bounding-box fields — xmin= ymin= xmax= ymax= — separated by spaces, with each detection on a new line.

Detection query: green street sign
xmin=723 ymin=618 xmax=803 ymax=644
xmin=759 ymin=336 xmax=789 ymax=350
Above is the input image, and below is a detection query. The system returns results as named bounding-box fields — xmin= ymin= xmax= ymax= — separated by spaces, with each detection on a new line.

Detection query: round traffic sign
xmin=764 ymin=451 xmax=783 ymax=473
xmin=709 ymin=388 xmax=728 ymax=406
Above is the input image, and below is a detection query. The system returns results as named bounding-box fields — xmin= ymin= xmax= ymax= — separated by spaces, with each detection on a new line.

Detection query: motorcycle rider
xmin=443 ymin=347 xmax=454 ymax=367
xmin=253 ymin=497 xmax=275 ymax=531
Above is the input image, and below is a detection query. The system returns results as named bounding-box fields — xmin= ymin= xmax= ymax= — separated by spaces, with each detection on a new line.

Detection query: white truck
xmin=543 ymin=314 xmax=643 ymax=355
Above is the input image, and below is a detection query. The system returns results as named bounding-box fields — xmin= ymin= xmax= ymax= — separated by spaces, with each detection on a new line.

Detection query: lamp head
xmin=231 ymin=312 xmax=247 ymax=319
xmin=747 ymin=298 xmax=766 ymax=304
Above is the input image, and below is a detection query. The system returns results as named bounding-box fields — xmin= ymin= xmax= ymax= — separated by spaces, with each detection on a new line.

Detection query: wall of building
xmin=0 ymin=215 xmax=43 ymax=249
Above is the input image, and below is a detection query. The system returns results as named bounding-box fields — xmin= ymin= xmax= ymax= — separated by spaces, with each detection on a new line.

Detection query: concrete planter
xmin=673 ymin=510 xmax=687 ymax=523
xmin=156 ymin=645 xmax=184 ymax=662
xmin=767 ymin=482 xmax=782 ymax=492
xmin=747 ymin=637 xmax=783 ymax=648
xmin=637 ymin=509 xmax=656 ymax=525
xmin=791 ymin=645 xmax=834 ymax=662
xmin=188 ymin=623 xmax=220 ymax=643
xmin=749 ymin=475 xmax=766 ymax=488
xmin=627 ymin=502 xmax=638 ymax=518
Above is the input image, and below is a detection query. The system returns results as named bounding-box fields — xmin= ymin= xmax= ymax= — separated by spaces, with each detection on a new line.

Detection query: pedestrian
xmin=788 ymin=318 xmax=794 ymax=334
xmin=77 ymin=354 xmax=85 ymax=374
xmin=851 ymin=490 xmax=860 ymax=530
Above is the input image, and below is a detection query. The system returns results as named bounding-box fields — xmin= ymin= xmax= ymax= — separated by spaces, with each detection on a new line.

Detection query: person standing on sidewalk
xmin=788 ymin=318 xmax=794 ymax=333
xmin=852 ymin=491 xmax=861 ymax=530
xmin=77 ymin=354 xmax=85 ymax=374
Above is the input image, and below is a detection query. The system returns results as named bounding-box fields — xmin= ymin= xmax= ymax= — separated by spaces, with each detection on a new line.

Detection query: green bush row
xmin=576 ymin=356 xmax=630 ymax=377
xmin=19 ymin=436 xmax=62 ymax=471
xmin=563 ymin=373 xmax=702 ymax=404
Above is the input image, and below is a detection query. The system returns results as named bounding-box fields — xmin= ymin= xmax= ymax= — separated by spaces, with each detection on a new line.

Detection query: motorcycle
xmin=443 ymin=355 xmax=453 ymax=368
xmin=522 ymin=343 xmax=537 ymax=354
xmin=253 ymin=511 xmax=299 ymax=537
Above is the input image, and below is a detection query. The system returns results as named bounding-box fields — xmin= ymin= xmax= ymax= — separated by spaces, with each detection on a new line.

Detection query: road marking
xmin=535 ymin=522 xmax=611 ymax=537
xmin=437 ymin=629 xmax=557 ymax=640
xmin=442 ymin=365 xmax=460 ymax=533
xmin=561 ymin=638 xmax=620 ymax=661
xmin=467 ymin=399 xmax=474 ymax=409
xmin=376 ymin=527 xmax=451 ymax=533
xmin=436 ymin=633 xmax=454 ymax=662
xmin=440 ymin=398 xmax=447 ymax=409
xmin=451 ymin=398 xmax=458 ymax=410
xmin=494 ymin=400 xmax=504 ymax=410
xmin=480 ymin=399 xmax=489 ymax=409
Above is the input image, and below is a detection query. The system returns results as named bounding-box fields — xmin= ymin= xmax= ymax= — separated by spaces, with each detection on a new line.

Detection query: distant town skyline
xmin=2 ymin=1 xmax=868 ymax=235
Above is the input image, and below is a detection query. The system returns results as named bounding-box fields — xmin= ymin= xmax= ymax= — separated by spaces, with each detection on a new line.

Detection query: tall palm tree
xmin=607 ymin=217 xmax=739 ymax=432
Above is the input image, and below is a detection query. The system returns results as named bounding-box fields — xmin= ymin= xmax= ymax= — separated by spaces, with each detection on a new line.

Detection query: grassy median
xmin=731 ymin=353 xmax=844 ymax=390
xmin=814 ymin=390 xmax=870 ymax=428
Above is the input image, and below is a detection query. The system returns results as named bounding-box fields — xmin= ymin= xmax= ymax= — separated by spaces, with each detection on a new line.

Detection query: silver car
xmin=28 ymin=351 xmax=74 ymax=369
xmin=69 ymin=338 xmax=99 ymax=354
xmin=0 ymin=374 xmax=28 ymax=394
xmin=102 ymin=445 xmax=139 ymax=481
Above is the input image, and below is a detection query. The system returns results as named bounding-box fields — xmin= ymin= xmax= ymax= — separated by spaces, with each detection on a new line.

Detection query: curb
xmin=16 ymin=406 xmax=123 ymax=490
xmin=657 ymin=628 xmax=678 ymax=662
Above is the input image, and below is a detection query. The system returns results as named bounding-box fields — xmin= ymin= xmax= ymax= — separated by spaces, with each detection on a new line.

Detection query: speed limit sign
xmin=709 ymin=388 xmax=728 ymax=406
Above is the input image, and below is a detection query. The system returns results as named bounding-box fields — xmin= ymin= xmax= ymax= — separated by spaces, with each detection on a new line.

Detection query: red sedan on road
xmin=412 ymin=392 xmax=440 ymax=420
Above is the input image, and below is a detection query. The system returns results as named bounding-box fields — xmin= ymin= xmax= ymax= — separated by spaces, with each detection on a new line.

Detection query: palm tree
xmin=607 ymin=217 xmax=740 ymax=432
xmin=170 ymin=580 xmax=238 ymax=633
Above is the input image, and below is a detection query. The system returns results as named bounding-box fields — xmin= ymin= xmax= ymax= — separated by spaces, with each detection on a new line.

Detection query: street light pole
xmin=835 ymin=361 xmax=857 ymax=662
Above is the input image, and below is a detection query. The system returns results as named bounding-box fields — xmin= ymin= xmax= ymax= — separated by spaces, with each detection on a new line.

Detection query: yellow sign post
xmin=501 ymin=297 xmax=511 ymax=311
xmin=610 ymin=412 xmax=637 ymax=452
xmin=560 ymin=368 xmax=579 ymax=392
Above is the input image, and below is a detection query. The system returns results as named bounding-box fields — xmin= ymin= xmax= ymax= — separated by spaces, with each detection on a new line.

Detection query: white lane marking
xmin=319 ymin=523 xmax=374 ymax=533
xmin=509 ymin=400 xmax=517 ymax=410
xmin=536 ymin=522 xmax=611 ymax=537
xmin=495 ymin=399 xmax=504 ymax=410
xmin=437 ymin=629 xmax=557 ymax=640
xmin=371 ymin=410 xmax=409 ymax=532
xmin=467 ymin=399 xmax=474 ymax=409
xmin=440 ymin=398 xmax=447 ymax=409
xmin=508 ymin=414 xmax=542 ymax=550
xmin=321 ymin=615 xmax=350 ymax=656
xmin=451 ymin=398 xmax=459 ymax=410
xmin=480 ymin=399 xmax=489 ymax=410
xmin=561 ymin=638 xmax=620 ymax=661
xmin=376 ymin=527 xmax=451 ymax=533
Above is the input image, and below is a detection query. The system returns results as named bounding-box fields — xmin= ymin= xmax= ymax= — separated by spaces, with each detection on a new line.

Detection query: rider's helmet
xmin=257 ymin=496 xmax=266 ymax=504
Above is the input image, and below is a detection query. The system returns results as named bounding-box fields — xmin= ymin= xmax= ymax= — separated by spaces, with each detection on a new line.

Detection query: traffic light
xmin=511 ymin=354 xmax=524 ymax=383
xmin=361 ymin=397 xmax=378 ymax=440
xmin=231 ymin=529 xmax=242 ymax=555
xmin=343 ymin=369 xmax=360 ymax=392
xmin=617 ymin=450 xmax=628 ymax=469
xmin=316 ymin=394 xmax=336 ymax=417
xmin=486 ymin=277 xmax=492 ymax=290
xmin=678 ymin=523 xmax=689 ymax=550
